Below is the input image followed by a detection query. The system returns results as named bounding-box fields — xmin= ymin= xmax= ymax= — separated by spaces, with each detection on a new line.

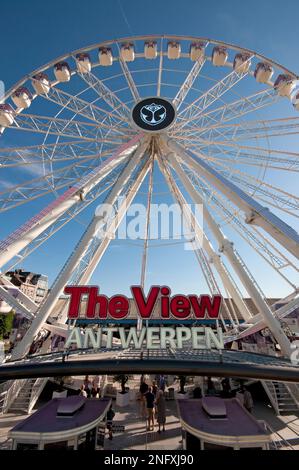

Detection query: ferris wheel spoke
xmin=199 ymin=150 xmax=299 ymax=173
xmin=175 ymin=59 xmax=253 ymax=130
xmin=191 ymin=147 xmax=299 ymax=208
xmin=118 ymin=54 xmax=140 ymax=103
xmin=0 ymin=135 xmax=144 ymax=270
xmin=190 ymin=140 xmax=299 ymax=172
xmin=157 ymin=38 xmax=164 ymax=97
xmin=179 ymin=163 xmax=298 ymax=284
xmin=173 ymin=56 xmax=206 ymax=110
xmin=4 ymin=165 xmax=124 ymax=272
xmin=173 ymin=88 xmax=279 ymax=138
xmin=0 ymin=157 xmax=102 ymax=212
xmin=208 ymin=161 xmax=299 ymax=217
xmin=74 ymin=66 xmax=131 ymax=120
xmin=39 ymin=84 xmax=129 ymax=128
xmin=200 ymin=117 xmax=299 ymax=143
xmin=9 ymin=113 xmax=130 ymax=141
xmin=0 ymin=141 xmax=115 ymax=167
xmin=165 ymin=138 xmax=299 ymax=258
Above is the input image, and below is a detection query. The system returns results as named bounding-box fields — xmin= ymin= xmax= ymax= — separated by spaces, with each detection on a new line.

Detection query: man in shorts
xmin=145 ymin=386 xmax=155 ymax=431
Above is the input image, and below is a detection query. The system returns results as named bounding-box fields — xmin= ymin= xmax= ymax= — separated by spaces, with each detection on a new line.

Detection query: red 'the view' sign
xmin=64 ymin=285 xmax=222 ymax=320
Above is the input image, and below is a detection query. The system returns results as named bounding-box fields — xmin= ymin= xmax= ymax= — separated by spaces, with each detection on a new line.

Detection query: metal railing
xmin=259 ymin=420 xmax=296 ymax=450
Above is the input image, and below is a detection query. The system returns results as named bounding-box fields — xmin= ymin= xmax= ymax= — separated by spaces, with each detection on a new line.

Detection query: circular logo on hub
xmin=132 ymin=97 xmax=176 ymax=132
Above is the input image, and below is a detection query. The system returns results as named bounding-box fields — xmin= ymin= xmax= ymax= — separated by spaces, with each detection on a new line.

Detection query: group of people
xmin=139 ymin=375 xmax=167 ymax=432
xmin=79 ymin=375 xmax=101 ymax=398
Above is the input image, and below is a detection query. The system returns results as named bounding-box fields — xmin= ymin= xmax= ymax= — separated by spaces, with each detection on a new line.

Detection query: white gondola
xmin=120 ymin=43 xmax=135 ymax=62
xmin=0 ymin=104 xmax=14 ymax=127
xmin=11 ymin=87 xmax=32 ymax=109
xmin=76 ymin=53 xmax=91 ymax=73
xmin=274 ymin=74 xmax=295 ymax=97
xmin=54 ymin=62 xmax=71 ymax=82
xmin=98 ymin=47 xmax=113 ymax=66
xmin=254 ymin=62 xmax=274 ymax=84
xmin=292 ymin=91 xmax=299 ymax=111
xmin=167 ymin=41 xmax=181 ymax=60
xmin=190 ymin=42 xmax=205 ymax=61
xmin=31 ymin=72 xmax=51 ymax=95
xmin=233 ymin=53 xmax=251 ymax=73
xmin=144 ymin=41 xmax=157 ymax=59
xmin=212 ymin=46 xmax=228 ymax=66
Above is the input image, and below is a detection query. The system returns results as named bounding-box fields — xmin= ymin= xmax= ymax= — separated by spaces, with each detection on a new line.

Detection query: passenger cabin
xmin=254 ymin=62 xmax=274 ymax=83
xmin=274 ymin=74 xmax=295 ymax=97
xmin=168 ymin=41 xmax=181 ymax=60
xmin=212 ymin=46 xmax=228 ymax=66
xmin=233 ymin=53 xmax=251 ymax=73
xmin=190 ymin=42 xmax=205 ymax=61
xmin=293 ymin=91 xmax=299 ymax=111
xmin=120 ymin=43 xmax=135 ymax=62
xmin=32 ymin=72 xmax=51 ymax=95
xmin=12 ymin=87 xmax=32 ymax=109
xmin=54 ymin=62 xmax=71 ymax=82
xmin=0 ymin=104 xmax=14 ymax=127
xmin=144 ymin=41 xmax=157 ymax=59
xmin=98 ymin=47 xmax=113 ymax=66
xmin=76 ymin=53 xmax=91 ymax=73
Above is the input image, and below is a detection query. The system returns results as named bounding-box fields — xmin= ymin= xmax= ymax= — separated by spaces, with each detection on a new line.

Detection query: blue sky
xmin=0 ymin=0 xmax=298 ymax=299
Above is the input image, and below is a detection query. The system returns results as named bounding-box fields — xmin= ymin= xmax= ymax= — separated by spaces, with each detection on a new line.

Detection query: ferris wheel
xmin=0 ymin=35 xmax=298 ymax=360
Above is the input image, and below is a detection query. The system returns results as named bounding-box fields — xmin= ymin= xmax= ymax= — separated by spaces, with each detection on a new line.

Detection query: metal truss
xmin=11 ymin=138 xmax=150 ymax=359
xmin=156 ymin=150 xmax=253 ymax=322
xmin=0 ymin=135 xmax=143 ymax=269
xmin=162 ymin=142 xmax=293 ymax=356
xmin=168 ymin=139 xmax=299 ymax=259
xmin=174 ymin=88 xmax=279 ymax=139
xmin=11 ymin=113 xmax=127 ymax=141
xmin=39 ymin=84 xmax=128 ymax=128
xmin=173 ymin=55 xmax=206 ymax=110
xmin=74 ymin=66 xmax=131 ymax=120
xmin=0 ymin=141 xmax=111 ymax=168
xmin=181 ymin=164 xmax=298 ymax=284
xmin=176 ymin=61 xmax=253 ymax=130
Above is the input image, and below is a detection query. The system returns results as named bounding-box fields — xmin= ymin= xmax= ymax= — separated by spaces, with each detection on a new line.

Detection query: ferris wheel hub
xmin=131 ymin=97 xmax=176 ymax=132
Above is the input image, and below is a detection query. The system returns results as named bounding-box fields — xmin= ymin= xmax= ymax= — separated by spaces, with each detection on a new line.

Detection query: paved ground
xmin=104 ymin=399 xmax=182 ymax=450
xmin=1 ymin=380 xmax=299 ymax=451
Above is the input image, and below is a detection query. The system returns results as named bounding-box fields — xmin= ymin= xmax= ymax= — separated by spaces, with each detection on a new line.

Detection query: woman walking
xmin=156 ymin=389 xmax=166 ymax=433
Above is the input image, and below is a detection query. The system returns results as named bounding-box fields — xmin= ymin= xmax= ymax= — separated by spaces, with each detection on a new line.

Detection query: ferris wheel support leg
xmin=0 ymin=135 xmax=144 ymax=270
xmin=11 ymin=138 xmax=150 ymax=360
xmin=156 ymin=153 xmax=253 ymax=323
xmin=166 ymin=146 xmax=293 ymax=357
xmin=165 ymin=139 xmax=299 ymax=260
xmin=56 ymin=157 xmax=151 ymax=325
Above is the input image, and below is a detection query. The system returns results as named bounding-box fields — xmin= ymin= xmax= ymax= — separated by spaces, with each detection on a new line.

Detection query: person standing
xmin=159 ymin=374 xmax=166 ymax=392
xmin=83 ymin=375 xmax=92 ymax=398
xmin=207 ymin=377 xmax=216 ymax=396
xmin=92 ymin=375 xmax=100 ymax=395
xmin=145 ymin=386 xmax=155 ymax=431
xmin=152 ymin=380 xmax=158 ymax=398
xmin=139 ymin=376 xmax=149 ymax=418
xmin=155 ymin=389 xmax=166 ymax=433
xmin=243 ymin=387 xmax=254 ymax=413
xmin=106 ymin=404 xmax=115 ymax=440
xmin=79 ymin=384 xmax=87 ymax=397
